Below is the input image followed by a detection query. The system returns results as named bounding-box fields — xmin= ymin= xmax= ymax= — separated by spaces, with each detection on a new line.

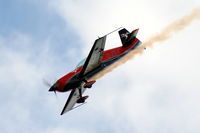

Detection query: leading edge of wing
xmin=60 ymin=89 xmax=76 ymax=115
xmin=78 ymin=36 xmax=107 ymax=78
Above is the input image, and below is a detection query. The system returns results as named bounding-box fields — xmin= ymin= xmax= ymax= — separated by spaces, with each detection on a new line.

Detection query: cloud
xmin=0 ymin=32 xmax=65 ymax=133
xmin=49 ymin=0 xmax=160 ymax=41
xmin=48 ymin=0 xmax=200 ymax=132
xmin=1 ymin=0 xmax=200 ymax=133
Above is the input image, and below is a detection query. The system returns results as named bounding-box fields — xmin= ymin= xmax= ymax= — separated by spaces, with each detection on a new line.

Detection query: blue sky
xmin=1 ymin=0 xmax=200 ymax=133
xmin=0 ymin=0 xmax=84 ymax=60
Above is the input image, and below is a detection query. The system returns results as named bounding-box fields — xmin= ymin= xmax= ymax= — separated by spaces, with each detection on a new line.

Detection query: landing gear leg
xmin=77 ymin=87 xmax=85 ymax=103
xmin=78 ymin=87 xmax=83 ymax=98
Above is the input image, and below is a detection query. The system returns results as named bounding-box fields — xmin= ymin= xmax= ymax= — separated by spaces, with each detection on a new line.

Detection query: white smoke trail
xmin=91 ymin=7 xmax=200 ymax=80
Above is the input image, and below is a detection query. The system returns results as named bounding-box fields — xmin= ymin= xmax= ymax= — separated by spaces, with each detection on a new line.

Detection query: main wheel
xmin=77 ymin=97 xmax=85 ymax=103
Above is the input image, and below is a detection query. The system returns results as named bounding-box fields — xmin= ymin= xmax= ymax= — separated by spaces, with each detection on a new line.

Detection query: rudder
xmin=118 ymin=28 xmax=139 ymax=47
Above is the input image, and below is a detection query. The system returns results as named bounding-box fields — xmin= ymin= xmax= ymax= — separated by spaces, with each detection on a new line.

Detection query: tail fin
xmin=119 ymin=28 xmax=139 ymax=47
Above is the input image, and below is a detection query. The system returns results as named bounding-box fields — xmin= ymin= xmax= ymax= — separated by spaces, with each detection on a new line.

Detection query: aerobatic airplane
xmin=49 ymin=28 xmax=143 ymax=115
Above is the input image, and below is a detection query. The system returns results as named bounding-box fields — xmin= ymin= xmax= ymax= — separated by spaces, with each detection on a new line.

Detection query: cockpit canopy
xmin=75 ymin=58 xmax=86 ymax=68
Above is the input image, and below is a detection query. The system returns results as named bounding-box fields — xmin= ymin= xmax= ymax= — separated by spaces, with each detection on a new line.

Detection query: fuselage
xmin=50 ymin=37 xmax=141 ymax=92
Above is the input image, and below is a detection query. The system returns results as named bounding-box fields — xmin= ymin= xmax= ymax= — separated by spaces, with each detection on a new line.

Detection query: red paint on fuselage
xmin=55 ymin=37 xmax=139 ymax=92
xmin=56 ymin=67 xmax=83 ymax=92
xmin=102 ymin=38 xmax=139 ymax=61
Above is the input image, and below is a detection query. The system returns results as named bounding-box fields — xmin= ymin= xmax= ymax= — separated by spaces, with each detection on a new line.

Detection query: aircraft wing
xmin=60 ymin=85 xmax=86 ymax=115
xmin=78 ymin=36 xmax=107 ymax=77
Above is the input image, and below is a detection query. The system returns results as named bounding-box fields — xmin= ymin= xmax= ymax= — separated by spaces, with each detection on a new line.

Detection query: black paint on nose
xmin=49 ymin=85 xmax=55 ymax=92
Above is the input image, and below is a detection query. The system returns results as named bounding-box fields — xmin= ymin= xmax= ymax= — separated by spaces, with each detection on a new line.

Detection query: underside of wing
xmin=60 ymin=85 xmax=87 ymax=115
xmin=78 ymin=36 xmax=106 ymax=78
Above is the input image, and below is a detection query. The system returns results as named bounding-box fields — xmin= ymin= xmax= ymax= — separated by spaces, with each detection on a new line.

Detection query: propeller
xmin=43 ymin=79 xmax=58 ymax=98
xmin=53 ymin=90 xmax=57 ymax=98
xmin=43 ymin=79 xmax=52 ymax=87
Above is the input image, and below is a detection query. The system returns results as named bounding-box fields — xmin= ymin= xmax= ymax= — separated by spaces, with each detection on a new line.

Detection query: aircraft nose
xmin=49 ymin=84 xmax=57 ymax=92
xmin=49 ymin=86 xmax=55 ymax=91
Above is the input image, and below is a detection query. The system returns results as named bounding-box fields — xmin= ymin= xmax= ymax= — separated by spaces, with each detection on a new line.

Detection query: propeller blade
xmin=43 ymin=79 xmax=52 ymax=87
xmin=43 ymin=79 xmax=58 ymax=99
xmin=54 ymin=90 xmax=57 ymax=97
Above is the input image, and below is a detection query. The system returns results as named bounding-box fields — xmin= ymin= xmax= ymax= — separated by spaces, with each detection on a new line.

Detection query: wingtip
xmin=60 ymin=109 xmax=66 ymax=115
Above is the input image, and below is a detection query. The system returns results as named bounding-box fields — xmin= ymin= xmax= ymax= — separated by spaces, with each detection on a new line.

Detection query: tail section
xmin=119 ymin=28 xmax=139 ymax=47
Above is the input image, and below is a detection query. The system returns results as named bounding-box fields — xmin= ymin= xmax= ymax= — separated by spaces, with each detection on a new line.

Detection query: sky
xmin=0 ymin=0 xmax=200 ymax=133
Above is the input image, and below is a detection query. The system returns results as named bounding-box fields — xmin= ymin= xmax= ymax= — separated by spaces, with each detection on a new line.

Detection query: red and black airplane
xmin=49 ymin=28 xmax=143 ymax=115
